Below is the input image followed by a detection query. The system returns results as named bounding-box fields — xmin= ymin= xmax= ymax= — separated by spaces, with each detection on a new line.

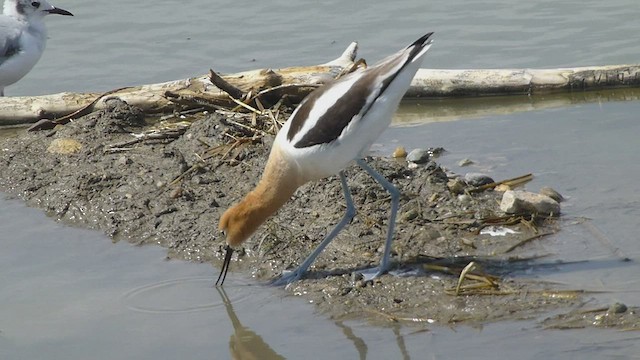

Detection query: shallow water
xmin=2 ymin=0 xmax=640 ymax=358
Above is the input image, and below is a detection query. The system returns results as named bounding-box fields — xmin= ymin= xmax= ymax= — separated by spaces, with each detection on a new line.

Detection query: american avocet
xmin=0 ymin=0 xmax=73 ymax=96
xmin=217 ymin=32 xmax=434 ymax=286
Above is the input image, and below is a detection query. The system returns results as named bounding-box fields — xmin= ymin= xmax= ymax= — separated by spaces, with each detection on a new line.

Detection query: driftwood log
xmin=0 ymin=40 xmax=638 ymax=126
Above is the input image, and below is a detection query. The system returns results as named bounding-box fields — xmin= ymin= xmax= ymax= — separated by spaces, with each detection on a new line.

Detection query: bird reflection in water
xmin=216 ymin=287 xmax=414 ymax=359
xmin=216 ymin=287 xmax=285 ymax=360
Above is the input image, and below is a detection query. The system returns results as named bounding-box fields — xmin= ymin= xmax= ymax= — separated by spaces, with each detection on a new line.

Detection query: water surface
xmin=6 ymin=0 xmax=640 ymax=96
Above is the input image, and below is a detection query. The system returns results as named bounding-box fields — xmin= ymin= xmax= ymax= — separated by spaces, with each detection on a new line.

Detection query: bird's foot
xmin=269 ymin=268 xmax=306 ymax=287
xmin=356 ymin=265 xmax=389 ymax=282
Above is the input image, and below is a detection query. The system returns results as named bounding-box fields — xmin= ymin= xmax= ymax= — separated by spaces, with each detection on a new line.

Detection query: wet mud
xmin=1 ymin=99 xmax=638 ymax=329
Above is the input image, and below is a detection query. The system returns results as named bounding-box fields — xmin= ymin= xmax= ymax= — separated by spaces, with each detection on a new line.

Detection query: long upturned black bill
xmin=215 ymin=245 xmax=234 ymax=286
xmin=47 ymin=7 xmax=74 ymax=16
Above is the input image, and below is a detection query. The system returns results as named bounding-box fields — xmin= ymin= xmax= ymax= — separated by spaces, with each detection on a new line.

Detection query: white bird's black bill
xmin=215 ymin=245 xmax=234 ymax=286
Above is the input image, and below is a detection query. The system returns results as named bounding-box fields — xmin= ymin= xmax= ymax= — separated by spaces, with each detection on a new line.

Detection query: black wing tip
xmin=409 ymin=32 xmax=435 ymax=49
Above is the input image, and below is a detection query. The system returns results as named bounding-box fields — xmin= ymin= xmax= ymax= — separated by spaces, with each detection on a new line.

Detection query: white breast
xmin=0 ymin=21 xmax=47 ymax=86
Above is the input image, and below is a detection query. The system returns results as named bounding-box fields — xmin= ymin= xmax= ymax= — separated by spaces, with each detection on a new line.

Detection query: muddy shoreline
xmin=1 ymin=100 xmax=638 ymax=329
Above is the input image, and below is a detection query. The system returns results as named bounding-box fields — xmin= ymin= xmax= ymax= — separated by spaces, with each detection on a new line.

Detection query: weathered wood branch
xmin=0 ymin=43 xmax=358 ymax=126
xmin=408 ymin=65 xmax=640 ymax=97
xmin=0 ymin=37 xmax=638 ymax=126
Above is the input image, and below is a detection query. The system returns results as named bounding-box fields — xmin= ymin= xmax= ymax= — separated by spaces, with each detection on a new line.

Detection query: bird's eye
xmin=31 ymin=1 xmax=40 ymax=8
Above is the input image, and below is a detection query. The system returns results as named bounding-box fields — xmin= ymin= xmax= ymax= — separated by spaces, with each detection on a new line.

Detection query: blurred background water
xmin=7 ymin=0 xmax=640 ymax=96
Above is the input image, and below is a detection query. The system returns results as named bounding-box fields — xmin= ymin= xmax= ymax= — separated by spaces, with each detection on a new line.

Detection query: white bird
xmin=0 ymin=0 xmax=72 ymax=96
xmin=217 ymin=32 xmax=434 ymax=286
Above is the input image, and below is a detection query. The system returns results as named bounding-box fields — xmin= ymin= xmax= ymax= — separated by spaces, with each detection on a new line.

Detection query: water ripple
xmin=122 ymin=277 xmax=258 ymax=314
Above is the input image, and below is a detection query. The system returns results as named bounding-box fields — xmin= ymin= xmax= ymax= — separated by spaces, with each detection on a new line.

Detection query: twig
xmin=169 ymin=164 xmax=203 ymax=186
xmin=254 ymin=83 xmax=320 ymax=99
xmin=103 ymin=124 xmax=189 ymax=153
xmin=224 ymin=118 xmax=269 ymax=137
xmin=455 ymin=262 xmax=478 ymax=295
xmin=209 ymin=69 xmax=244 ymax=99
xmin=364 ymin=309 xmax=399 ymax=322
xmin=164 ymin=91 xmax=228 ymax=111
xmin=469 ymin=173 xmax=534 ymax=193
xmin=228 ymin=95 xmax=263 ymax=114
xmin=503 ymin=232 xmax=554 ymax=253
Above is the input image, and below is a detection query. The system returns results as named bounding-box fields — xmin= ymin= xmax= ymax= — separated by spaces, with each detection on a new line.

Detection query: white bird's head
xmin=3 ymin=0 xmax=73 ymax=19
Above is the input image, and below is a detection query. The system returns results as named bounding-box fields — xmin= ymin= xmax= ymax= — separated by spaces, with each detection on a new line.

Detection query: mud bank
xmin=1 ymin=99 xmax=638 ymax=328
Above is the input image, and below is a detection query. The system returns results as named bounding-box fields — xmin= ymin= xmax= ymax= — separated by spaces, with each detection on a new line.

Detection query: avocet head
xmin=3 ymin=0 xmax=73 ymax=19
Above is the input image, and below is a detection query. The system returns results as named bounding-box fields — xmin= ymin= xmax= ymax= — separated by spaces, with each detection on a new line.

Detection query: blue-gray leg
xmin=271 ymin=171 xmax=357 ymax=286
xmin=356 ymin=158 xmax=400 ymax=281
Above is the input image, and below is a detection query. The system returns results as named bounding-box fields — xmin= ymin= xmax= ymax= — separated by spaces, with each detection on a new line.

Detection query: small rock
xmin=464 ymin=172 xmax=494 ymax=187
xmin=392 ymin=146 xmax=407 ymax=158
xmin=607 ymin=302 xmax=628 ymax=314
xmin=47 ymin=138 xmax=82 ymax=155
xmin=458 ymin=194 xmax=472 ymax=205
xmin=427 ymin=147 xmax=445 ymax=157
xmin=460 ymin=237 xmax=476 ymax=248
xmin=192 ymin=175 xmax=204 ymax=185
xmin=424 ymin=228 xmax=441 ymax=240
xmin=500 ymin=190 xmax=560 ymax=216
xmin=406 ymin=148 xmax=430 ymax=164
xmin=447 ymin=178 xmax=466 ymax=194
xmin=458 ymin=158 xmax=474 ymax=167
xmin=539 ymin=186 xmax=565 ymax=202
xmin=400 ymin=208 xmax=419 ymax=222
xmin=169 ymin=186 xmax=183 ymax=199
xmin=340 ymin=287 xmax=353 ymax=296
xmin=116 ymin=155 xmax=132 ymax=166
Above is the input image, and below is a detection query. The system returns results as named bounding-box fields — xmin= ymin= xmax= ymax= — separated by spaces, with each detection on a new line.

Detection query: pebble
xmin=47 ymin=138 xmax=82 ymax=155
xmin=607 ymin=302 xmax=628 ymax=314
xmin=116 ymin=155 xmax=132 ymax=166
xmin=464 ymin=172 xmax=494 ymax=187
xmin=458 ymin=194 xmax=472 ymax=205
xmin=169 ymin=187 xmax=183 ymax=199
xmin=423 ymin=228 xmax=441 ymax=240
xmin=458 ymin=158 xmax=474 ymax=167
xmin=392 ymin=146 xmax=407 ymax=158
xmin=539 ymin=186 xmax=565 ymax=202
xmin=500 ymin=190 xmax=560 ymax=216
xmin=428 ymin=147 xmax=445 ymax=157
xmin=400 ymin=208 xmax=419 ymax=222
xmin=191 ymin=175 xmax=204 ymax=185
xmin=406 ymin=148 xmax=430 ymax=164
xmin=447 ymin=178 xmax=466 ymax=194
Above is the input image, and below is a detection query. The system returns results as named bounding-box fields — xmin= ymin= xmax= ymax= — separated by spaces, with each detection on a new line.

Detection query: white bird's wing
xmin=0 ymin=16 xmax=24 ymax=66
xmin=285 ymin=33 xmax=433 ymax=149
